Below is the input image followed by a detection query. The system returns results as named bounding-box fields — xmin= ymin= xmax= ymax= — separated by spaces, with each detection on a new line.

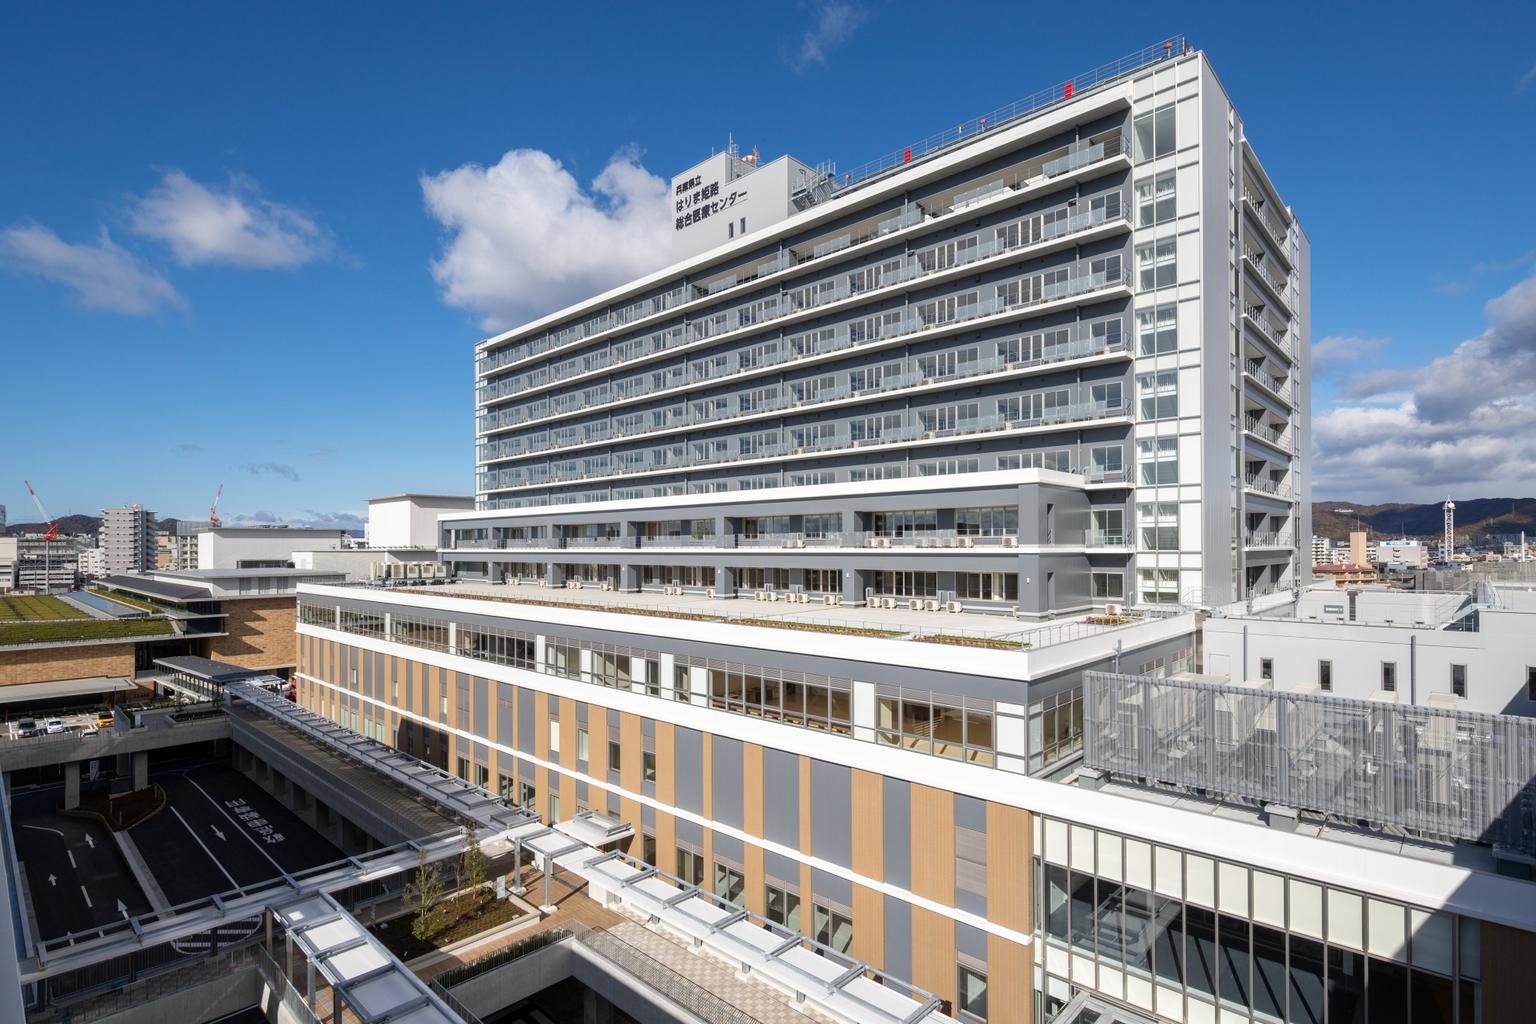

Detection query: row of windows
xmin=1258 ymin=658 xmax=1474 ymax=699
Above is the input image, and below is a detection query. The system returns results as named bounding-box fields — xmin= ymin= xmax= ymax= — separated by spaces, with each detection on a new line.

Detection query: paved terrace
xmin=342 ymin=579 xmax=1180 ymax=650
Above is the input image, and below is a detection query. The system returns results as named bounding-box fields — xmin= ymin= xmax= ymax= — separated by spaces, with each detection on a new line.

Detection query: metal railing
xmin=835 ymin=37 xmax=1189 ymax=188
xmin=253 ymin=941 xmax=326 ymax=1024
xmin=50 ymin=942 xmax=262 ymax=1024
xmin=476 ymin=206 xmax=1130 ymax=415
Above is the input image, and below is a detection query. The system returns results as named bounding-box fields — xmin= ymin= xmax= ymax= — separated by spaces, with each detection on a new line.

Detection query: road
xmin=130 ymin=763 xmax=344 ymax=907
xmin=9 ymin=785 xmax=152 ymax=941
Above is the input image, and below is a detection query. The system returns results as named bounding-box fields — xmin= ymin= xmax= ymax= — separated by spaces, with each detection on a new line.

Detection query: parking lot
xmin=9 ymin=756 xmax=346 ymax=941
xmin=6 ymin=708 xmax=109 ymax=739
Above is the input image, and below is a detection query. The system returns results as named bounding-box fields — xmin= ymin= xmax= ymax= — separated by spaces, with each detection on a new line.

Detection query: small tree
xmin=460 ymin=829 xmax=488 ymax=907
xmin=405 ymin=848 xmax=447 ymax=941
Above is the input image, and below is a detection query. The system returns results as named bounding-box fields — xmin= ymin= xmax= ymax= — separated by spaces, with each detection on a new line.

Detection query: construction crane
xmin=209 ymin=483 xmax=223 ymax=527
xmin=23 ymin=480 xmax=59 ymax=540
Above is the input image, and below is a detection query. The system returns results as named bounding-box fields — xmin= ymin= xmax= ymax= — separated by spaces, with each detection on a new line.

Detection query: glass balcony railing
xmin=476 ymin=204 xmax=1129 ymax=411
xmin=478 ymin=399 xmax=1131 ymax=493
xmin=476 ymin=129 xmax=1133 ymax=381
xmin=477 ymin=331 xmax=1130 ymax=464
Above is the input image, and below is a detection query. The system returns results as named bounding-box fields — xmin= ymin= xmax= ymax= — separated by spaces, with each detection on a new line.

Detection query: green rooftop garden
xmin=0 ymin=595 xmax=88 ymax=622
xmin=0 ymin=617 xmax=176 ymax=646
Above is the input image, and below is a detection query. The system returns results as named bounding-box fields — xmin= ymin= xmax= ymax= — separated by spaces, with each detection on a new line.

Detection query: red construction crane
xmin=209 ymin=483 xmax=223 ymax=527
xmin=23 ymin=480 xmax=59 ymax=540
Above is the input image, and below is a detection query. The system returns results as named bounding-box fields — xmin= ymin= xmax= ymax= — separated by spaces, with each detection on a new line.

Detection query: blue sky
xmin=2 ymin=3 xmax=1534 ymax=528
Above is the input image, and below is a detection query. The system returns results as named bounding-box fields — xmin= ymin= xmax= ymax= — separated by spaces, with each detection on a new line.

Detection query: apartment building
xmin=100 ymin=503 xmax=156 ymax=574
xmin=468 ymin=42 xmax=1309 ymax=608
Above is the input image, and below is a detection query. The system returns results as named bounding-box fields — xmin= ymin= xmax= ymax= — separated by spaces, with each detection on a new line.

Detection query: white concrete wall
xmin=1202 ymin=609 xmax=1536 ymax=715
xmin=367 ymin=497 xmax=472 ymax=549
xmin=199 ymin=529 xmax=345 ymax=569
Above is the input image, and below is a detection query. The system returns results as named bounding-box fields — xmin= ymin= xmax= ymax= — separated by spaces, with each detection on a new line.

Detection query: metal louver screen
xmin=1084 ymin=671 xmax=1536 ymax=856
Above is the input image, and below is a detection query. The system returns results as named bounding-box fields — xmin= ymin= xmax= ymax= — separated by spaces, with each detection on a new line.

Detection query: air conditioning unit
xmin=876 ymin=537 xmax=893 ymax=548
xmin=824 ymin=593 xmax=842 ymax=606
xmin=510 ymin=578 xmax=521 ymax=586
xmin=1003 ymin=536 xmax=1019 ymax=548
xmin=799 ymin=592 xmax=812 ymax=604
xmin=755 ymin=591 xmax=767 ymax=602
xmin=707 ymin=589 xmax=718 ymax=599
xmin=925 ymin=599 xmax=941 ymax=612
xmin=601 ymin=582 xmax=613 ymax=592
xmin=946 ymin=601 xmax=963 ymax=613
xmin=769 ymin=592 xmax=782 ymax=602
xmin=884 ymin=597 xmax=899 ymax=609
xmin=958 ymin=537 xmax=975 ymax=548
xmin=907 ymin=599 xmax=925 ymax=611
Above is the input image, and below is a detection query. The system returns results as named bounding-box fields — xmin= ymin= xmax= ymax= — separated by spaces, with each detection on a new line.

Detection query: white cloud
xmin=1315 ymin=269 xmax=1536 ymax=501
xmin=1310 ymin=334 xmax=1389 ymax=377
xmin=129 ymin=170 xmax=331 ymax=269
xmin=421 ymin=148 xmax=671 ymax=332
xmin=0 ymin=223 xmax=183 ymax=315
xmin=794 ymin=1 xmax=867 ymax=71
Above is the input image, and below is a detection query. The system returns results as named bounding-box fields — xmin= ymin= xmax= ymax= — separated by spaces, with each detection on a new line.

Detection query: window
xmin=813 ymin=903 xmax=853 ymax=954
xmin=518 ymin=781 xmax=536 ymax=809
xmin=1089 ymin=444 xmax=1123 ymax=481
xmin=713 ymin=862 xmax=745 ymax=906
xmin=1138 ymin=369 xmax=1179 ymax=419
xmin=765 ymin=883 xmax=802 ymax=931
xmin=576 ymin=728 xmax=589 ymax=763
xmin=1136 ymin=303 xmax=1177 ymax=354
xmin=1528 ymin=666 xmax=1536 ymax=701
xmin=1450 ymin=664 xmax=1467 ymax=698
xmin=548 ymin=719 xmax=560 ymax=755
xmin=548 ymin=792 xmax=561 ymax=823
xmin=1133 ymin=104 xmax=1177 ymax=161
xmin=1135 ymin=171 xmax=1176 ymax=226
xmin=956 ymin=572 xmax=1018 ymax=602
xmin=456 ymin=756 xmax=469 ymax=781
xmin=1382 ymin=662 xmax=1397 ymax=692
xmin=1091 ymin=572 xmax=1125 ymax=600
xmin=608 ymin=740 xmax=622 ymax=773
xmin=957 ymin=965 xmax=989 ymax=1021
xmin=1139 ymin=568 xmax=1180 ymax=604
xmin=1137 ymin=502 xmax=1179 ymax=550
xmin=1260 ymin=658 xmax=1273 ymax=681
xmin=641 ymin=833 xmax=656 ymax=866
xmin=498 ymin=774 xmax=514 ymax=800
xmin=642 ymin=751 xmax=657 ymax=783
xmin=676 ymin=848 xmax=704 ymax=887
xmin=1319 ymin=660 xmax=1333 ymax=692
xmin=1136 ymin=237 xmax=1177 ymax=290
xmin=1137 ymin=437 xmax=1179 ymax=485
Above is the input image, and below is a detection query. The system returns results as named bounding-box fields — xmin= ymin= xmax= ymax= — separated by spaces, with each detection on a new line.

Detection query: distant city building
xmin=10 ymin=535 xmax=82 ymax=593
xmin=1375 ymin=537 xmax=1428 ymax=570
xmin=1312 ymin=561 xmax=1379 ymax=587
xmin=77 ymin=545 xmax=108 ymax=579
xmin=100 ymin=503 xmax=157 ymax=574
xmin=154 ymin=532 xmax=175 ymax=569
xmin=172 ymin=519 xmax=215 ymax=569
xmin=1309 ymin=533 xmax=1331 ymax=567
xmin=364 ymin=494 xmax=473 ymax=549
xmin=0 ymin=503 xmax=6 ymax=531
xmin=1347 ymin=530 xmax=1377 ymax=568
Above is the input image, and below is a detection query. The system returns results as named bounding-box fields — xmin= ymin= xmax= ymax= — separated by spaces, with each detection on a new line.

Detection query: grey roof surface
xmin=365 ymin=494 xmax=474 ymax=504
xmin=156 ymin=568 xmax=346 ymax=579
xmin=100 ymin=574 xmax=210 ymax=602
xmin=152 ymin=656 xmax=268 ymax=684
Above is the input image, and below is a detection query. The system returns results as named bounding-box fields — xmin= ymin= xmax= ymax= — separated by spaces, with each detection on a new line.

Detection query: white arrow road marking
xmin=170 ymin=807 xmax=239 ymax=889
xmin=211 ymin=825 xmax=226 ymax=841
xmin=46 ymin=874 xmax=56 ymax=887
xmin=83 ymin=835 xmax=95 ymax=850
xmin=79 ymin=886 xmax=92 ymax=909
xmin=185 ymin=777 xmax=285 ymax=875
xmin=116 ymin=899 xmax=128 ymax=921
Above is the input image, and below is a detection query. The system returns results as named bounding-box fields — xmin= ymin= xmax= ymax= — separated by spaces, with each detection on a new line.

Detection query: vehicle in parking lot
xmin=95 ymin=708 xmax=115 ymax=728
xmin=80 ymin=726 xmax=99 ymax=737
xmin=44 ymin=719 xmax=66 ymax=735
xmin=15 ymin=718 xmax=38 ymax=738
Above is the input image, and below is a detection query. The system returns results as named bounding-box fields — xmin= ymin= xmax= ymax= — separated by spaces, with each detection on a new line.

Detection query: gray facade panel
xmin=810 ymin=759 xmax=852 ymax=868
xmin=883 ymin=896 xmax=912 ymax=980
xmin=674 ymin=727 xmax=703 ymax=814
xmin=711 ymin=735 xmax=744 ymax=831
xmin=882 ymin=776 xmax=911 ymax=889
xmin=762 ymin=748 xmax=799 ymax=848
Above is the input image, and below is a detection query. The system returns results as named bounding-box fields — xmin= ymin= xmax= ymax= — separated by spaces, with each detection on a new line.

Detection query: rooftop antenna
xmin=1443 ymin=497 xmax=1456 ymax=563
xmin=727 ymin=132 xmax=739 ymax=159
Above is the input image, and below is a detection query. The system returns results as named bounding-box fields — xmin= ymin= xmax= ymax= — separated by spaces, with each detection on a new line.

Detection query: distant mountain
xmin=4 ymin=514 xmax=103 ymax=537
xmin=1313 ymin=499 xmax=1536 ymax=541
xmin=3 ymin=514 xmax=184 ymax=538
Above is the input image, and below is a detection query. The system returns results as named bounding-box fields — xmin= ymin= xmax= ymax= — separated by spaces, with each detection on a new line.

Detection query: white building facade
xmin=100 ymin=503 xmax=156 ymax=574
xmin=469 ymin=43 xmax=1309 ymax=609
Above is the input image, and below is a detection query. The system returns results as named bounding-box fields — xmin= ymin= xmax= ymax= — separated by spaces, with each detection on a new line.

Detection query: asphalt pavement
xmin=9 ymin=785 xmax=152 ymax=942
xmin=130 ymin=763 xmax=344 ymax=908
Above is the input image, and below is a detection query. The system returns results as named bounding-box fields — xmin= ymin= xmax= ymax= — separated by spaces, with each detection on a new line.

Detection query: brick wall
xmin=208 ymin=597 xmax=296 ymax=670
xmin=0 ymin=642 xmax=136 ymax=686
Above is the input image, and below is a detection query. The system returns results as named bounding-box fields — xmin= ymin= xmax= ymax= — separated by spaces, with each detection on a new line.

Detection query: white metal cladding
xmin=1082 ymin=672 xmax=1536 ymax=855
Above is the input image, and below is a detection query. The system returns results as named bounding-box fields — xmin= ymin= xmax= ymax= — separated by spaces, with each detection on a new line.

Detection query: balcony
xmin=478 ymin=274 xmax=1131 ymax=447
xmin=1243 ymin=531 xmax=1294 ymax=548
xmin=476 ymin=130 xmax=1132 ymax=381
xmin=1243 ymin=473 xmax=1293 ymax=501
xmin=476 ymin=209 xmax=1129 ymax=414
xmin=478 ymin=401 xmax=1132 ymax=494
xmin=1242 ymin=416 xmax=1293 ymax=454
xmin=1242 ymin=360 xmax=1295 ymax=407
xmin=1241 ymin=188 xmax=1291 ymax=259
xmin=1242 ymin=308 xmax=1293 ymax=362
xmin=1242 ymin=252 xmax=1293 ymax=318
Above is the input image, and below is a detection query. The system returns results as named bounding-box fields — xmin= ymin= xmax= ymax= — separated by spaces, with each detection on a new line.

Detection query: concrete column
xmin=842 ymin=567 xmax=864 ymax=606
xmin=132 ymin=751 xmax=148 ymax=792
xmin=63 ymin=762 xmax=80 ymax=810
xmin=620 ymin=564 xmax=640 ymax=592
